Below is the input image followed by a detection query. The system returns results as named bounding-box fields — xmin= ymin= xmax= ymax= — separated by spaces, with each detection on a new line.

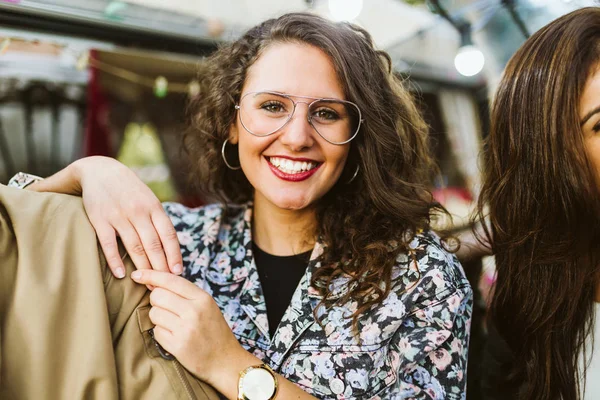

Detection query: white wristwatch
xmin=237 ymin=363 xmax=278 ymax=400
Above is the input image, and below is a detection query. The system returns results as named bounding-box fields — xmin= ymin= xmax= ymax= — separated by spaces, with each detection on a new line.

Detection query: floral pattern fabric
xmin=165 ymin=202 xmax=473 ymax=400
xmin=8 ymin=175 xmax=473 ymax=399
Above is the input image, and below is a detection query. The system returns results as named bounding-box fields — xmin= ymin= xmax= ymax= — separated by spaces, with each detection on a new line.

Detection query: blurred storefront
xmin=0 ymin=1 xmax=597 ymax=397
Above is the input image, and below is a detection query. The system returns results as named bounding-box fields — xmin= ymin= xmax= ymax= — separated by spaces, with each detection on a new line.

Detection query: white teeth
xmin=268 ymin=157 xmax=318 ymax=174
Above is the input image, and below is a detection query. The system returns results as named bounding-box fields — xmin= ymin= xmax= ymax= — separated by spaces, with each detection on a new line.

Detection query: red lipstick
xmin=266 ymin=157 xmax=321 ymax=182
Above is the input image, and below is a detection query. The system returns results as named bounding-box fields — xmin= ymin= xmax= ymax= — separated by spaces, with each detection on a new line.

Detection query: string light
xmin=75 ymin=51 xmax=89 ymax=71
xmin=154 ymin=76 xmax=168 ymax=98
xmin=188 ymin=80 xmax=200 ymax=97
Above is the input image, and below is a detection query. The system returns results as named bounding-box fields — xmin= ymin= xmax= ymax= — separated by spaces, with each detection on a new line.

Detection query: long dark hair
xmin=184 ymin=13 xmax=444 ymax=327
xmin=477 ymin=7 xmax=600 ymax=399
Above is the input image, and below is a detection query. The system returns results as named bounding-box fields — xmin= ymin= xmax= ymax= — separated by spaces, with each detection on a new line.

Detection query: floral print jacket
xmin=168 ymin=202 xmax=472 ymax=400
xmin=8 ymin=174 xmax=473 ymax=399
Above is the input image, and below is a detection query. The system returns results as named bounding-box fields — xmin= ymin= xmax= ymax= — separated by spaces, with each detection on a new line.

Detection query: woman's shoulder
xmin=391 ymin=230 xmax=472 ymax=303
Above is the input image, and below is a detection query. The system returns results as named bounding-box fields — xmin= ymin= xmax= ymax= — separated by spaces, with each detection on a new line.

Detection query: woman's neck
xmin=251 ymin=194 xmax=317 ymax=256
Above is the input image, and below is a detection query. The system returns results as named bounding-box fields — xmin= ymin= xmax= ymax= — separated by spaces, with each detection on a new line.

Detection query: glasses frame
xmin=234 ymin=91 xmax=364 ymax=145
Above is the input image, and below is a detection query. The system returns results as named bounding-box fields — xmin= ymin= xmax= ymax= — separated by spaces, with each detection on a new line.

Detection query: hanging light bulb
xmin=454 ymin=24 xmax=485 ymax=77
xmin=328 ymin=0 xmax=363 ymax=22
xmin=455 ymin=45 xmax=485 ymax=77
xmin=188 ymin=80 xmax=200 ymax=98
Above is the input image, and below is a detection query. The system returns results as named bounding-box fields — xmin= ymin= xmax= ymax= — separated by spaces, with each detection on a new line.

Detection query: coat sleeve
xmin=373 ymin=286 xmax=472 ymax=400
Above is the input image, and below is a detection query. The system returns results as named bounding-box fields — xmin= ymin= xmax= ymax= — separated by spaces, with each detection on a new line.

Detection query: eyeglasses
xmin=234 ymin=91 xmax=363 ymax=145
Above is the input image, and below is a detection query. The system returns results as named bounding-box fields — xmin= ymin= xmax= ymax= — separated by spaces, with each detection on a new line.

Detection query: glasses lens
xmin=238 ymin=92 xmax=294 ymax=136
xmin=309 ymin=100 xmax=361 ymax=144
xmin=238 ymin=92 xmax=362 ymax=144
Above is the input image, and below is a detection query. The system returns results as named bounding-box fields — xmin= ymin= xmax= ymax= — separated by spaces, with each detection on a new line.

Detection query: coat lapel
xmin=229 ymin=204 xmax=271 ymax=341
xmin=203 ymin=204 xmax=270 ymax=346
xmin=267 ymin=242 xmax=322 ymax=368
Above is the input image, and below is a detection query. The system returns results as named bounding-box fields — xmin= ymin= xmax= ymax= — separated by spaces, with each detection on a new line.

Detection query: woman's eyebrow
xmin=581 ymin=105 xmax=600 ymax=126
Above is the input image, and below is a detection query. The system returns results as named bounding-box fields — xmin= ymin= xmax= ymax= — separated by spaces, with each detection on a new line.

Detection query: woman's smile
xmin=265 ymin=156 xmax=322 ymax=182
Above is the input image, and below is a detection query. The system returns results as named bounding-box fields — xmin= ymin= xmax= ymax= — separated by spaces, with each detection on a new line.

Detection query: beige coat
xmin=0 ymin=184 xmax=219 ymax=400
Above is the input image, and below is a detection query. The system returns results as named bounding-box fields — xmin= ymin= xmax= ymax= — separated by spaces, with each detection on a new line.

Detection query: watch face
xmin=241 ymin=368 xmax=276 ymax=400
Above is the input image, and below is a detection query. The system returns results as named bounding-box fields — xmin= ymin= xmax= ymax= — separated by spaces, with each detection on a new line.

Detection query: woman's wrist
xmin=66 ymin=158 xmax=86 ymax=195
xmin=204 ymin=348 xmax=264 ymax=399
xmin=27 ymin=159 xmax=84 ymax=195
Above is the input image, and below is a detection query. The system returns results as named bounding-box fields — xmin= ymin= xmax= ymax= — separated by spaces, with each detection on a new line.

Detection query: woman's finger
xmin=149 ymin=287 xmax=189 ymax=317
xmin=94 ymin=222 xmax=126 ymax=278
xmin=131 ymin=270 xmax=200 ymax=299
xmin=149 ymin=305 xmax=181 ymax=329
xmin=111 ymin=218 xmax=156 ymax=290
xmin=112 ymin=219 xmax=153 ymax=271
xmin=152 ymin=325 xmax=176 ymax=354
xmin=151 ymin=210 xmax=183 ymax=275
xmin=129 ymin=212 xmax=170 ymax=273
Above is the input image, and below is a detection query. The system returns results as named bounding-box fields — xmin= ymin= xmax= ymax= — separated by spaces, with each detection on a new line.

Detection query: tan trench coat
xmin=0 ymin=184 xmax=219 ymax=400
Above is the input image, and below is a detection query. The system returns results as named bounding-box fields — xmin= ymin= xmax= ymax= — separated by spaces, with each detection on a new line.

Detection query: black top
xmin=253 ymin=243 xmax=311 ymax=338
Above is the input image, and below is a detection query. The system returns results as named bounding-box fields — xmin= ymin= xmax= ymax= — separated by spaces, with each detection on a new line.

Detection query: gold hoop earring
xmin=221 ymin=138 xmax=241 ymax=170
xmin=346 ymin=165 xmax=360 ymax=184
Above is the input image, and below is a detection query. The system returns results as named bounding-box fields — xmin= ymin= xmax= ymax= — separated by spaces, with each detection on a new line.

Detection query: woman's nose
xmin=278 ymin=103 xmax=315 ymax=150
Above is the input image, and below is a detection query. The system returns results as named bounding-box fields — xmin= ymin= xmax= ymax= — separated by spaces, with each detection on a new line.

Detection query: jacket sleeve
xmin=7 ymin=172 xmax=44 ymax=189
xmin=373 ymin=286 xmax=472 ymax=400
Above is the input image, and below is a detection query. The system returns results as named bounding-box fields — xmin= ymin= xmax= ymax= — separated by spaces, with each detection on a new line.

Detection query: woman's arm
xmin=8 ymin=156 xmax=183 ymax=279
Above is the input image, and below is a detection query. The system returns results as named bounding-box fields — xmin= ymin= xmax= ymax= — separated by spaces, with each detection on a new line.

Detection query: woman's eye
xmin=313 ymin=109 xmax=339 ymax=120
xmin=593 ymin=122 xmax=600 ymax=133
xmin=261 ymin=102 xmax=285 ymax=113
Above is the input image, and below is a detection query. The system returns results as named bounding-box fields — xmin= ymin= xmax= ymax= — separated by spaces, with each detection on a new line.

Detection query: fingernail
xmin=172 ymin=263 xmax=183 ymax=275
xmin=115 ymin=267 xmax=126 ymax=279
xmin=131 ymin=270 xmax=142 ymax=280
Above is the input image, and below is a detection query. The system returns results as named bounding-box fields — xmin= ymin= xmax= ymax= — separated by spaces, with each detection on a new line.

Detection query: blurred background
xmin=0 ymin=0 xmax=597 ymax=397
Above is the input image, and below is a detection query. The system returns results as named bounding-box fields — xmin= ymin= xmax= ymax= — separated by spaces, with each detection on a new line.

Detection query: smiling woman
xmin=9 ymin=12 xmax=472 ymax=400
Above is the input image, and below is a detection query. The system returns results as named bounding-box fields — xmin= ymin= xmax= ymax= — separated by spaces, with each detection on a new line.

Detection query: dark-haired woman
xmin=12 ymin=12 xmax=472 ymax=399
xmin=477 ymin=7 xmax=600 ymax=400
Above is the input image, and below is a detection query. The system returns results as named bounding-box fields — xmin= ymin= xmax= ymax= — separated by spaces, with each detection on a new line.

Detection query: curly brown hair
xmin=184 ymin=12 xmax=443 ymax=328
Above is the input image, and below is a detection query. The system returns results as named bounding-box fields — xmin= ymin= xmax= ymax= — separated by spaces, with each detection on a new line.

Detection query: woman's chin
xmin=270 ymin=196 xmax=314 ymax=212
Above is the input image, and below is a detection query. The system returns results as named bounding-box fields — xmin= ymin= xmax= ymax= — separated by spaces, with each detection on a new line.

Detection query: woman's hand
xmin=130 ymin=270 xmax=249 ymax=383
xmin=132 ymin=270 xmax=319 ymax=400
xmin=31 ymin=156 xmax=183 ymax=279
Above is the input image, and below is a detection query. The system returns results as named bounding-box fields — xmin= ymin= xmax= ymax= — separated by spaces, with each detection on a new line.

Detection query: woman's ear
xmin=229 ymin=123 xmax=239 ymax=145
